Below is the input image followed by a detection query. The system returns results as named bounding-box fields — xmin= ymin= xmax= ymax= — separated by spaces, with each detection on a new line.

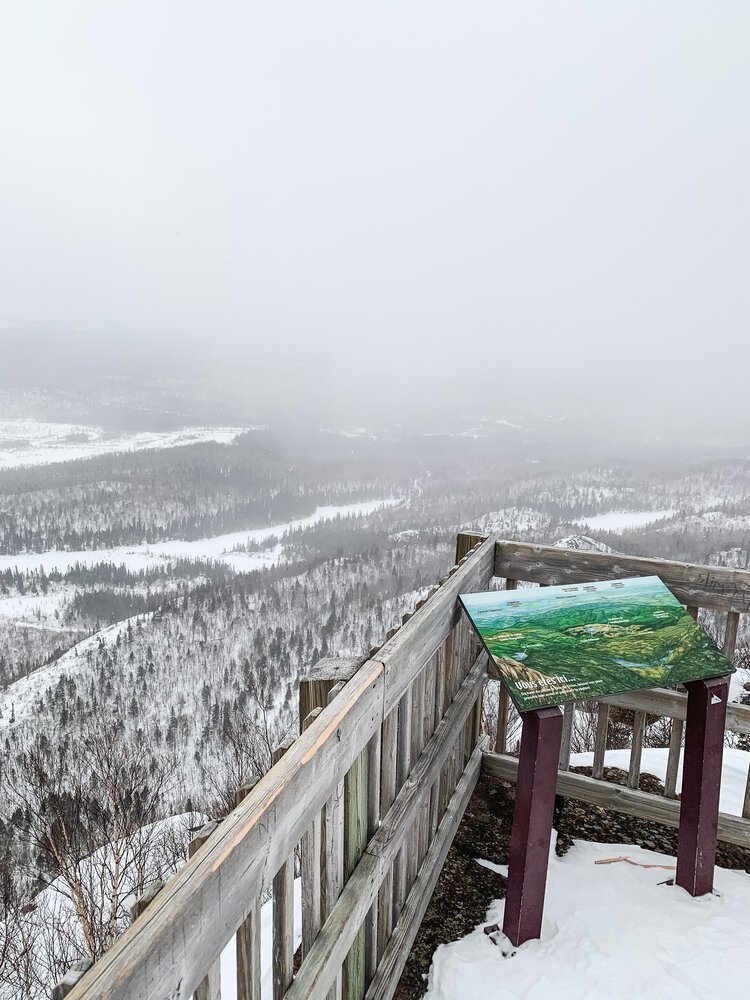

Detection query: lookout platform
xmin=62 ymin=534 xmax=750 ymax=1000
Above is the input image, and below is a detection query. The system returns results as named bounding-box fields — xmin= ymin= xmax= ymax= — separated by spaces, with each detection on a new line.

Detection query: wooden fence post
xmin=273 ymin=736 xmax=296 ymax=1000
xmin=189 ymin=821 xmax=221 ymax=1000
xmin=235 ymin=777 xmax=261 ymax=1000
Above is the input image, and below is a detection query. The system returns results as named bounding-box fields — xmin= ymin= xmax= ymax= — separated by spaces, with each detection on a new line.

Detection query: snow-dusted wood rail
xmin=64 ymin=532 xmax=496 ymax=1000
xmin=484 ymin=537 xmax=750 ymax=847
xmin=63 ymin=534 xmax=750 ymax=999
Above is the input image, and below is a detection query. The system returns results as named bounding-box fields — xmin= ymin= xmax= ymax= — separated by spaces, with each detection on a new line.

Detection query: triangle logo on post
xmin=711 ymin=694 xmax=723 ymax=705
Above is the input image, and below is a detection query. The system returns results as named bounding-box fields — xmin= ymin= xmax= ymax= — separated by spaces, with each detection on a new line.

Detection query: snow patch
xmin=426 ymin=836 xmax=750 ymax=1000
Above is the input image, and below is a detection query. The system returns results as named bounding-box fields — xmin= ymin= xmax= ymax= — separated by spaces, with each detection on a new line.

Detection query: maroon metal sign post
xmin=503 ymin=673 xmax=730 ymax=948
xmin=675 ymin=675 xmax=730 ymax=897
xmin=502 ymin=705 xmax=563 ymax=947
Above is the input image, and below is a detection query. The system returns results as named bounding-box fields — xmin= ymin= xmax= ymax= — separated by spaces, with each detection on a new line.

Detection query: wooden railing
xmin=65 ymin=533 xmax=497 ymax=1000
xmin=60 ymin=534 xmax=750 ymax=999
xmin=479 ymin=537 xmax=750 ymax=850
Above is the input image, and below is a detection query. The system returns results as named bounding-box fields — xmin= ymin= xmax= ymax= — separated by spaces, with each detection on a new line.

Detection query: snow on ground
xmin=0 ymin=497 xmax=402 ymax=575
xmin=570 ymin=747 xmax=750 ymax=817
xmin=220 ymin=878 xmax=302 ymax=1000
xmin=574 ymin=509 xmax=676 ymax=532
xmin=425 ymin=834 xmax=750 ymax=1000
xmin=0 ymin=586 xmax=76 ymax=627
xmin=0 ymin=420 xmax=252 ymax=469
xmin=0 ymin=614 xmax=148 ymax=729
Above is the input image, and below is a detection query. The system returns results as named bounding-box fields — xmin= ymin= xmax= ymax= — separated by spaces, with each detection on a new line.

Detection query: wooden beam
xmin=283 ymin=656 xmax=487 ymax=1000
xmin=364 ymin=742 xmax=484 ymax=1000
xmin=483 ymin=751 xmax=750 ymax=849
xmin=494 ymin=539 xmax=750 ymax=614
xmin=273 ymin=736 xmax=296 ymax=1000
xmin=68 ymin=659 xmax=384 ymax=1000
xmin=592 ymin=703 xmax=609 ymax=781
xmin=235 ymin=778 xmax=261 ymax=1000
xmin=600 ymin=688 xmax=750 ymax=736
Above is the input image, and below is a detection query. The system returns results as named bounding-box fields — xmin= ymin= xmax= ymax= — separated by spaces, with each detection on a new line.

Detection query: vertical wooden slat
xmin=364 ymin=727 xmax=381 ymax=988
xmin=189 ymin=822 xmax=221 ymax=1000
xmin=495 ymin=683 xmax=509 ymax=753
xmin=664 ymin=718 xmax=684 ymax=800
xmin=325 ymin=683 xmax=346 ymax=1000
xmin=559 ymin=703 xmax=574 ymax=770
xmin=343 ymin=732 xmax=368 ymax=1000
xmin=301 ymin=711 xmax=323 ymax=959
xmin=235 ymin=777 xmax=261 ymax=1000
xmin=377 ymin=706 xmax=398 ymax=959
xmin=627 ymin=711 xmax=647 ymax=790
xmin=686 ymin=605 xmax=699 ymax=620
xmin=723 ymin=611 xmax=740 ymax=662
xmin=592 ymin=703 xmax=609 ymax=780
xmin=392 ymin=685 xmax=412 ymax=919
xmin=273 ymin=736 xmax=296 ymax=1000
xmin=405 ymin=671 xmax=424 ymax=890
xmin=742 ymin=766 xmax=750 ymax=820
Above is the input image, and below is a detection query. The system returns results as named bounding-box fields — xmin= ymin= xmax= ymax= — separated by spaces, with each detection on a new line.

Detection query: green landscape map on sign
xmin=460 ymin=576 xmax=733 ymax=712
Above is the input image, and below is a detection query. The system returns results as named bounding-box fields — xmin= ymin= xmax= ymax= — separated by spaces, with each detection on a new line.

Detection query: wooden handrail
xmin=68 ymin=534 xmax=496 ymax=1000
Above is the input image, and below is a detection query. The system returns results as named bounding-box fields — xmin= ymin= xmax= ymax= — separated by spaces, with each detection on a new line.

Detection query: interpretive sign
xmin=460 ymin=575 xmax=734 ymax=712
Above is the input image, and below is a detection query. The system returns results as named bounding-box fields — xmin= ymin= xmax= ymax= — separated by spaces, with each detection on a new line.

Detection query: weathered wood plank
xmin=376 ymin=707 xmax=398 ymax=959
xmin=364 ymin=743 xmax=484 ymax=1000
xmin=743 ymin=766 xmax=750 ymax=821
xmin=483 ymin=751 xmax=750 ymax=849
xmin=724 ymin=611 xmax=740 ymax=661
xmin=300 ymin=712 xmax=323 ymax=959
xmin=628 ymin=711 xmax=646 ymax=790
xmin=272 ymin=737 xmax=296 ymax=1000
xmin=235 ymin=778 xmax=261 ymax=1000
xmin=494 ymin=683 xmax=509 ymax=754
xmin=378 ymin=534 xmax=497 ymax=713
xmin=189 ymin=822 xmax=222 ymax=1000
xmin=494 ymin=539 xmax=750 ymax=613
xmin=592 ymin=703 xmax=609 ymax=780
xmin=283 ymin=659 xmax=486 ymax=1000
xmin=600 ymin=687 xmax=750 ymax=735
xmin=343 ymin=734 xmax=368 ymax=1000
xmin=664 ymin=719 xmax=683 ymax=800
xmin=559 ymin=703 xmax=574 ymax=770
xmin=325 ymin=684 xmax=346 ymax=1000
xmin=364 ymin=728 xmax=382 ymax=987
xmin=68 ymin=660 xmax=384 ymax=1000
xmin=392 ymin=686 xmax=412 ymax=919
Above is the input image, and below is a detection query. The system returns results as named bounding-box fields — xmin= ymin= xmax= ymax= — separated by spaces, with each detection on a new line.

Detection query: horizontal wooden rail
xmin=68 ymin=660 xmax=384 ymax=1000
xmin=284 ymin=653 xmax=487 ymax=1000
xmin=483 ymin=751 xmax=750 ymax=849
xmin=68 ymin=535 xmax=494 ymax=1000
xmin=493 ymin=538 xmax=750 ymax=613
xmin=600 ymin=688 xmax=750 ymax=735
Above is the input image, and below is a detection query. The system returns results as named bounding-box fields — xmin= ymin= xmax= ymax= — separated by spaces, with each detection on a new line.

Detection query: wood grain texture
xmin=559 ymin=703 xmax=574 ymax=771
xmin=494 ymin=538 xmax=750 ymax=613
xmin=364 ymin=743 xmax=484 ymax=1000
xmin=664 ymin=718 xmax=684 ymax=800
xmin=235 ymin=778 xmax=261 ymax=1000
xmin=67 ymin=660 xmax=384 ymax=1000
xmin=592 ymin=703 xmax=609 ymax=781
xmin=272 ymin=737 xmax=296 ymax=1000
xmin=600 ymin=688 xmax=750 ymax=735
xmin=283 ymin=661 xmax=486 ymax=1000
xmin=483 ymin=752 xmax=750 ymax=848
xmin=189 ymin=823 xmax=221 ymax=1000
xmin=628 ymin=711 xmax=646 ymax=790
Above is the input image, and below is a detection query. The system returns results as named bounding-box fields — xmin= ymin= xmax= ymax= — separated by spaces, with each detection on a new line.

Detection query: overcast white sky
xmin=1 ymin=2 xmax=748 ymax=417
